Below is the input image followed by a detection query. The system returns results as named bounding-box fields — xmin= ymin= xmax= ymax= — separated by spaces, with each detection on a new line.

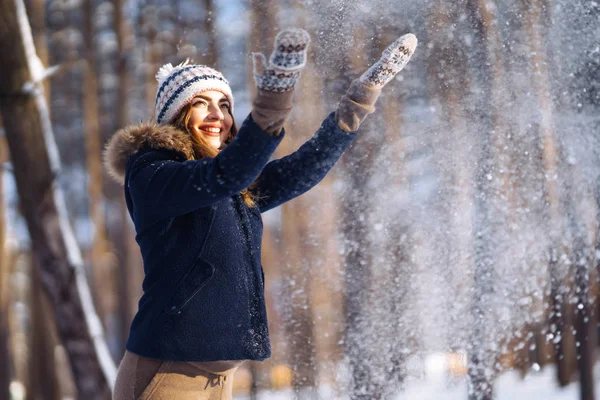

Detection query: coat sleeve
xmin=127 ymin=114 xmax=284 ymax=222
xmin=252 ymin=112 xmax=358 ymax=213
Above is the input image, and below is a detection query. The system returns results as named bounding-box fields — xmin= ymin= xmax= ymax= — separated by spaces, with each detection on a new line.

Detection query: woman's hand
xmin=250 ymin=28 xmax=310 ymax=136
xmin=252 ymin=28 xmax=311 ymax=92
xmin=335 ymin=33 xmax=417 ymax=133
xmin=359 ymin=33 xmax=417 ymax=89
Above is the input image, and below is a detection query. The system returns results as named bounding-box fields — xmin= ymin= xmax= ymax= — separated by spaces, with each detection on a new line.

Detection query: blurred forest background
xmin=0 ymin=0 xmax=599 ymax=399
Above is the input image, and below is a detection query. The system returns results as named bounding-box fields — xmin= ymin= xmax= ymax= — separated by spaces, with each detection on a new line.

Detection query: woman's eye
xmin=193 ymin=101 xmax=208 ymax=107
xmin=221 ymin=103 xmax=230 ymax=109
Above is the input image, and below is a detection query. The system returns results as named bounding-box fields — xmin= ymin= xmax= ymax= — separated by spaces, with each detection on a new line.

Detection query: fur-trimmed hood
xmin=103 ymin=123 xmax=195 ymax=185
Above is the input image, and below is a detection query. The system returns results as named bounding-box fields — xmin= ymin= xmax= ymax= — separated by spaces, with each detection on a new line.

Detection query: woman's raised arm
xmin=335 ymin=33 xmax=418 ymax=132
xmin=252 ymin=33 xmax=418 ymax=213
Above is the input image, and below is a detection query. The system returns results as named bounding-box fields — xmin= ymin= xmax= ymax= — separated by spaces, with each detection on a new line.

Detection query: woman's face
xmin=188 ymin=90 xmax=233 ymax=150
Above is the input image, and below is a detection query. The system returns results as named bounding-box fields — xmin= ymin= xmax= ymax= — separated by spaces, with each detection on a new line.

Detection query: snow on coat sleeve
xmin=127 ymin=114 xmax=284 ymax=222
xmin=252 ymin=112 xmax=358 ymax=213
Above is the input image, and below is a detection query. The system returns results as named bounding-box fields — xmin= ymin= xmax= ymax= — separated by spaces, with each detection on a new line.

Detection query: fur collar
xmin=103 ymin=123 xmax=195 ymax=185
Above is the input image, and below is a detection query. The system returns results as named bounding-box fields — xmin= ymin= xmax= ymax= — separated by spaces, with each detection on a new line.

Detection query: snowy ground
xmin=397 ymin=366 xmax=586 ymax=400
xmin=236 ymin=363 xmax=596 ymax=399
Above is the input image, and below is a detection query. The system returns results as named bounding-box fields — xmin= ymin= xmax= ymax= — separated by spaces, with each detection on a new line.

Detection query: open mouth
xmin=199 ymin=127 xmax=222 ymax=137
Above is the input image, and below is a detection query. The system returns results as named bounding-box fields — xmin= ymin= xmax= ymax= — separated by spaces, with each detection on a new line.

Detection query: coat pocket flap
xmin=164 ymin=258 xmax=215 ymax=315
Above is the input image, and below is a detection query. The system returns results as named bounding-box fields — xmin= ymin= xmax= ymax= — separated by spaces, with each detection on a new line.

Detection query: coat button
xmin=170 ymin=306 xmax=177 ymax=312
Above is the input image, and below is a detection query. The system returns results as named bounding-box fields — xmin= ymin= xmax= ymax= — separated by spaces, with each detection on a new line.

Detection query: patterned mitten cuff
xmin=359 ymin=33 xmax=417 ymax=89
xmin=252 ymin=28 xmax=311 ymax=92
xmin=335 ymin=79 xmax=382 ymax=133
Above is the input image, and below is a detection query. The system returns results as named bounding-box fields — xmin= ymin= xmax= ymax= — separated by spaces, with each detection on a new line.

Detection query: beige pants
xmin=113 ymin=351 xmax=242 ymax=400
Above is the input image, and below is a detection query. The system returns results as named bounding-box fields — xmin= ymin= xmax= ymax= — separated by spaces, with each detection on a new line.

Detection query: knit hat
xmin=154 ymin=60 xmax=234 ymax=124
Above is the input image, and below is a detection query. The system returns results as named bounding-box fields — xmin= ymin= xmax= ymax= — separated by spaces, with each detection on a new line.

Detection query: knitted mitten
xmin=251 ymin=28 xmax=310 ymax=136
xmin=252 ymin=28 xmax=310 ymax=92
xmin=359 ymin=33 xmax=417 ymax=89
xmin=336 ymin=33 xmax=417 ymax=132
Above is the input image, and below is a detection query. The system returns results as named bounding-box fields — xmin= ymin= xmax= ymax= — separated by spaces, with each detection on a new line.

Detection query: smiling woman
xmin=105 ymin=27 xmax=417 ymax=400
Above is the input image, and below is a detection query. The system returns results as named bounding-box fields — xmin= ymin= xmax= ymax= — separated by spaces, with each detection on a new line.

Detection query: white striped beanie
xmin=154 ymin=60 xmax=234 ymax=124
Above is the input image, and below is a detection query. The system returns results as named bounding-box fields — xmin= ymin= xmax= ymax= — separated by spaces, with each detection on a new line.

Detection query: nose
xmin=207 ymin=103 xmax=224 ymax=121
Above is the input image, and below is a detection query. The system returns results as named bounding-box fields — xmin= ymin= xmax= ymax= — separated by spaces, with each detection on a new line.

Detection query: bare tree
xmin=0 ymin=132 xmax=11 ymax=400
xmin=246 ymin=1 xmax=282 ymax=397
xmin=112 ymin=0 xmax=135 ymax=355
xmin=425 ymin=1 xmax=481 ymax=397
xmin=278 ymin=62 xmax=323 ymax=400
xmin=562 ymin=159 xmax=597 ymax=400
xmin=23 ymin=0 xmax=49 ymax=100
xmin=464 ymin=0 xmax=518 ymax=397
xmin=22 ymin=1 xmax=64 ymax=395
xmin=202 ymin=0 xmax=217 ymax=67
xmin=0 ymin=0 xmax=115 ymax=397
xmin=82 ymin=0 xmax=115 ymax=347
xmin=29 ymin=258 xmax=62 ymax=399
xmin=322 ymin=18 xmax=390 ymax=400
xmin=519 ymin=0 xmax=578 ymax=389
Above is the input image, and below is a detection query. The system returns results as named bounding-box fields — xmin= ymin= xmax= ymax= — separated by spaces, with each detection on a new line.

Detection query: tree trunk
xmin=142 ymin=4 xmax=159 ymax=116
xmin=0 ymin=303 xmax=9 ymax=399
xmin=564 ymin=165 xmax=597 ymax=400
xmin=521 ymin=0 xmax=576 ymax=387
xmin=202 ymin=0 xmax=217 ymax=67
xmin=82 ymin=0 xmax=118 ymax=359
xmin=0 ymin=0 xmax=115 ymax=397
xmin=572 ymin=239 xmax=596 ymax=400
xmin=23 ymin=0 xmax=64 ymax=396
xmin=0 ymin=132 xmax=11 ymax=400
xmin=328 ymin=20 xmax=387 ymax=400
xmin=112 ymin=0 xmax=134 ymax=357
xmin=278 ymin=3 xmax=343 ymax=395
xmin=464 ymin=0 xmax=516 ymax=397
xmin=247 ymin=1 xmax=280 ymax=396
xmin=425 ymin=1 xmax=480 ymax=396
xmin=425 ymin=0 xmax=475 ymax=345
xmin=28 ymin=259 xmax=61 ymax=400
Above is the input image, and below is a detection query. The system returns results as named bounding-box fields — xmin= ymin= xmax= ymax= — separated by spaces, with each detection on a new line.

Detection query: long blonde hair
xmin=172 ymin=103 xmax=258 ymax=208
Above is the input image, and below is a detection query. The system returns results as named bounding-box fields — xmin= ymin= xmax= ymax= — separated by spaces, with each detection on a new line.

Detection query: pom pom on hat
xmin=155 ymin=59 xmax=190 ymax=87
xmin=154 ymin=59 xmax=234 ymax=124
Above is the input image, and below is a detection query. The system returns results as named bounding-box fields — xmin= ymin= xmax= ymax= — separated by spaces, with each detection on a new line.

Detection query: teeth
xmin=203 ymin=128 xmax=221 ymax=133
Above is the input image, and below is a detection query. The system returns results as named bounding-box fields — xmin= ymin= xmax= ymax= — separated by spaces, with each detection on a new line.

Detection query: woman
xmin=106 ymin=28 xmax=416 ymax=400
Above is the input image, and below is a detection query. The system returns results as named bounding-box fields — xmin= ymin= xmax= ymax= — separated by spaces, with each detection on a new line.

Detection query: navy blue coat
xmin=104 ymin=112 xmax=358 ymax=361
